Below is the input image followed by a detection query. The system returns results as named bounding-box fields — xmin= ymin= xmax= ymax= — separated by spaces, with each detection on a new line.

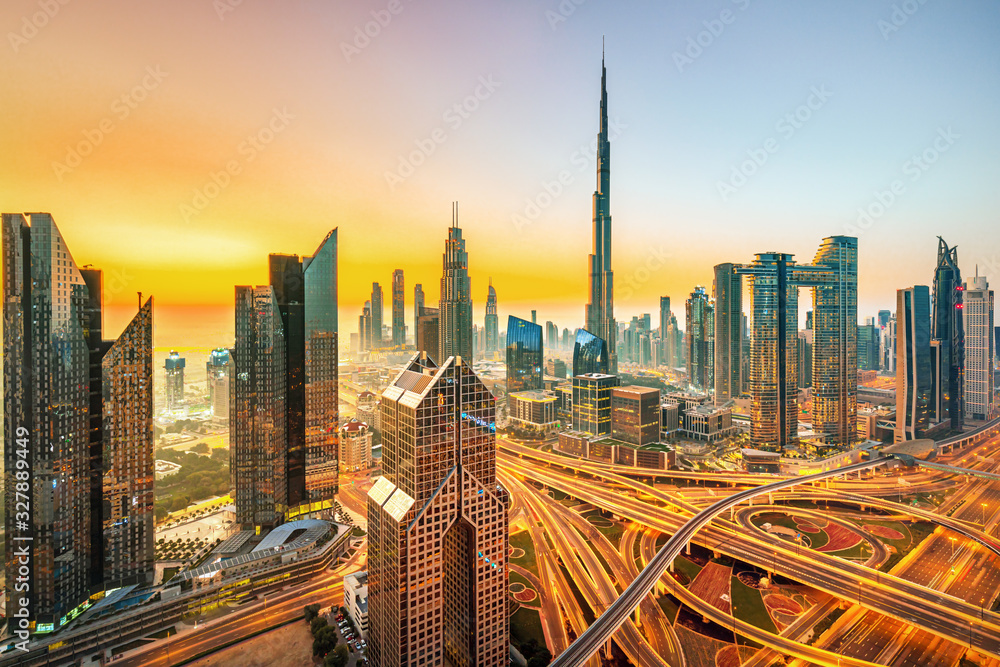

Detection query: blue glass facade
xmin=506 ymin=316 xmax=542 ymax=393
xmin=573 ymin=328 xmax=609 ymax=377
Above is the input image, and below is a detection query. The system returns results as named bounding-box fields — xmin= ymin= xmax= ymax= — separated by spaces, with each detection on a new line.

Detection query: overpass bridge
xmin=550 ymin=415 xmax=1000 ymax=667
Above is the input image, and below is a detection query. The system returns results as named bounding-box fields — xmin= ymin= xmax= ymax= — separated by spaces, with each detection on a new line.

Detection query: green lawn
xmin=558 ymin=562 xmax=596 ymax=624
xmin=657 ymin=594 xmax=679 ymax=624
xmin=509 ymin=530 xmax=538 ymax=577
xmin=807 ymin=607 xmax=845 ymax=645
xmin=731 ymin=577 xmax=777 ymax=635
xmin=672 ymin=555 xmax=702 ymax=583
xmin=508 ymin=570 xmax=534 ymax=592
xmin=510 ymin=606 xmax=546 ymax=649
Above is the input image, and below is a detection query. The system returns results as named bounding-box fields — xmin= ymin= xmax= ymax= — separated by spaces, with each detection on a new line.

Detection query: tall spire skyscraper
xmin=439 ymin=202 xmax=473 ymax=361
xmin=585 ymin=50 xmax=617 ymax=374
xmin=485 ymin=279 xmax=498 ymax=356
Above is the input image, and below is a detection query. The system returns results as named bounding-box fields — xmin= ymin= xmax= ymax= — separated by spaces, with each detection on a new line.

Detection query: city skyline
xmin=4 ymin=1 xmax=999 ymax=348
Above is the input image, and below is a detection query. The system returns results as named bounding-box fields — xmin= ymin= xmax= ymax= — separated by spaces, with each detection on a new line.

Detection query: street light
xmin=983 ymin=502 xmax=988 ymax=527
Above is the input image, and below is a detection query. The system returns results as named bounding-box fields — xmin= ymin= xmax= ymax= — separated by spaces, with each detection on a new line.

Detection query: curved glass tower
xmin=573 ymin=327 xmax=609 ymax=377
xmin=506 ymin=315 xmax=543 ymax=393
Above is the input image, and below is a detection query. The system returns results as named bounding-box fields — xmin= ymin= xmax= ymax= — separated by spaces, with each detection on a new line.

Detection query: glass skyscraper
xmin=963 ymin=273 xmax=994 ymax=421
xmin=232 ymin=285 xmax=288 ymax=529
xmin=506 ymin=315 xmax=543 ymax=393
xmin=573 ymin=327 xmax=609 ymax=377
xmin=932 ymin=237 xmax=964 ymax=430
xmin=485 ymin=280 xmax=498 ymax=356
xmin=585 ymin=53 xmax=618 ymax=374
xmin=368 ymin=353 xmax=509 ymax=667
xmin=391 ymin=269 xmax=405 ymax=348
xmin=738 ymin=253 xmax=800 ymax=450
xmin=685 ymin=285 xmax=714 ymax=392
xmin=895 ymin=286 xmax=933 ymax=441
xmin=100 ymin=297 xmax=155 ymax=590
xmin=3 ymin=213 xmax=155 ymax=632
xmin=439 ymin=206 xmax=473 ymax=362
xmin=234 ymin=230 xmax=339 ymax=526
xmin=713 ymin=264 xmax=742 ymax=403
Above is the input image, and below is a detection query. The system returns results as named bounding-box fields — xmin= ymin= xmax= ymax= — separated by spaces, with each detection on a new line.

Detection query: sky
xmin=2 ymin=0 xmax=999 ymax=349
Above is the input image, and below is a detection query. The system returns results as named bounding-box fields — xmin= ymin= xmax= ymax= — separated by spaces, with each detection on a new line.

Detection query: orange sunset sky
xmin=3 ymin=1 xmax=998 ymax=349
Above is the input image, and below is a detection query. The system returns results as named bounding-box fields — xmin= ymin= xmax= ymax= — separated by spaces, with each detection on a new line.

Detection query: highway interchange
xmin=93 ymin=418 xmax=1000 ymax=667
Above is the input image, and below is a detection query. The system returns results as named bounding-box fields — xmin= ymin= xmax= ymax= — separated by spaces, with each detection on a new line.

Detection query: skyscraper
xmin=810 ymin=236 xmax=858 ymax=446
xmin=439 ymin=204 xmax=473 ymax=362
xmin=100 ymin=297 xmax=155 ymax=590
xmin=360 ymin=300 xmax=372 ymax=352
xmin=416 ymin=306 xmax=440 ymax=358
xmin=713 ymin=264 xmax=742 ymax=403
xmin=392 ymin=269 xmax=405 ymax=348
xmin=414 ymin=283 xmax=425 ymax=338
xmin=233 ymin=230 xmax=339 ymax=526
xmin=207 ymin=348 xmax=231 ymax=421
xmin=659 ymin=296 xmax=671 ymax=339
xmin=685 ymin=286 xmax=713 ymax=391
xmin=371 ymin=282 xmax=384 ymax=350
xmin=302 ymin=231 xmax=340 ymax=510
xmin=545 ymin=321 xmax=559 ymax=351
xmin=573 ymin=327 xmax=610 ymax=377
xmin=506 ymin=315 xmax=543 ymax=393
xmin=585 ymin=52 xmax=618 ymax=374
xmin=232 ymin=285 xmax=287 ymax=529
xmin=964 ymin=271 xmax=995 ymax=420
xmin=896 ymin=286 xmax=933 ymax=442
xmin=367 ymin=353 xmax=509 ymax=667
xmin=932 ymin=237 xmax=964 ymax=429
xmin=165 ymin=350 xmax=185 ymax=410
xmin=572 ymin=373 xmax=618 ymax=436
xmin=858 ymin=320 xmax=879 ymax=371
xmin=737 ymin=253 xmax=800 ymax=450
xmin=3 ymin=213 xmax=155 ymax=632
xmin=485 ymin=280 xmax=498 ymax=356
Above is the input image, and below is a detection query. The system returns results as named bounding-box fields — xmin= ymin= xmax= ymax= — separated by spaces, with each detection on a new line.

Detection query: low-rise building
xmin=680 ymin=403 xmax=737 ymax=442
xmin=660 ymin=402 xmax=680 ymax=439
xmin=508 ymin=390 xmax=559 ymax=432
xmin=343 ymin=571 xmax=369 ymax=639
xmin=339 ymin=418 xmax=372 ymax=471
xmin=742 ymin=448 xmax=780 ymax=473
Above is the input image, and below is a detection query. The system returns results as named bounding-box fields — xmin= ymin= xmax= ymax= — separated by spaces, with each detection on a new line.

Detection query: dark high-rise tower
xmin=896 ymin=286 xmax=933 ymax=441
xmin=232 ymin=285 xmax=287 ymax=529
xmin=485 ymin=279 xmax=498 ymax=356
xmin=585 ymin=51 xmax=617 ymax=374
xmin=932 ymin=237 xmax=964 ymax=430
xmin=685 ymin=286 xmax=713 ymax=391
xmin=164 ymin=350 xmax=185 ymax=410
xmin=391 ymin=269 xmax=405 ymax=348
xmin=439 ymin=203 xmax=473 ymax=361
xmin=234 ymin=231 xmax=339 ymax=527
xmin=371 ymin=282 xmax=384 ymax=350
xmin=414 ymin=283 xmax=425 ymax=339
xmin=3 ymin=213 xmax=155 ymax=633
xmin=713 ymin=264 xmax=742 ymax=403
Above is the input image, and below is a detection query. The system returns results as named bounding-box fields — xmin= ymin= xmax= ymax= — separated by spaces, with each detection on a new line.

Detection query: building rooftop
xmin=341 ymin=418 xmax=370 ymax=433
xmin=509 ymin=390 xmax=557 ymax=402
xmin=613 ymin=385 xmax=660 ymax=396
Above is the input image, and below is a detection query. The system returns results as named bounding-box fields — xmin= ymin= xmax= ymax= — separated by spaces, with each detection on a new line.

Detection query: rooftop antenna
xmin=137 ymin=292 xmax=142 ymax=310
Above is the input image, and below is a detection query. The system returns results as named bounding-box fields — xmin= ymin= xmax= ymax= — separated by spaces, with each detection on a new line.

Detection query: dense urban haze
xmin=2 ymin=0 xmax=999 ymax=346
xmin=4 ymin=3 xmax=1000 ymax=667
